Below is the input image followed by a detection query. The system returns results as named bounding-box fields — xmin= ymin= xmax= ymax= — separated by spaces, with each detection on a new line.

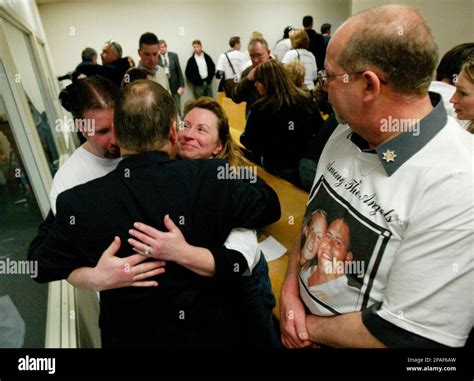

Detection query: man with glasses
xmin=281 ymin=4 xmax=473 ymax=348
xmin=231 ymin=37 xmax=271 ymax=115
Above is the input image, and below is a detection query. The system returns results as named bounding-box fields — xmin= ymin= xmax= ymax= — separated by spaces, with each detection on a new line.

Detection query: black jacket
xmin=185 ymin=52 xmax=215 ymax=86
xmin=241 ymin=95 xmax=324 ymax=172
xmin=305 ymin=29 xmax=326 ymax=71
xmin=74 ymin=57 xmax=132 ymax=86
xmin=28 ymin=151 xmax=280 ymax=349
xmin=231 ymin=65 xmax=260 ymax=115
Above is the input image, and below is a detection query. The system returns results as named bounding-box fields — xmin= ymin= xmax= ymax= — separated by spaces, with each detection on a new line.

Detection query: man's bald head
xmin=331 ymin=5 xmax=438 ymax=96
xmin=115 ymin=80 xmax=177 ymax=152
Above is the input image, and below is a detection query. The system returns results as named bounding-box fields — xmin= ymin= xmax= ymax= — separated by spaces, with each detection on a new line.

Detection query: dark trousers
xmin=192 ymin=80 xmax=213 ymax=99
xmin=238 ymin=255 xmax=281 ymax=348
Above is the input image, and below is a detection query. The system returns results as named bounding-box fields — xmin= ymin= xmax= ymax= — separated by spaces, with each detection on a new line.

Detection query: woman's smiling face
xmin=177 ymin=108 xmax=223 ymax=160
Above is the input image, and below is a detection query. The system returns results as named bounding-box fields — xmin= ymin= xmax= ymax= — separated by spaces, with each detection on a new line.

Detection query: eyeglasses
xmin=316 ymin=69 xmax=386 ymax=88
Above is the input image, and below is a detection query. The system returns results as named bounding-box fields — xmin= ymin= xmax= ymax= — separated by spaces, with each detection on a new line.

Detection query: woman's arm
xmin=128 ymin=215 xmax=254 ymax=280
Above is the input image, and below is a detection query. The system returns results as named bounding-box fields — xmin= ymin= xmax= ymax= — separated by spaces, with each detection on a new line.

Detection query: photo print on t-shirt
xmin=299 ymin=176 xmax=392 ymax=316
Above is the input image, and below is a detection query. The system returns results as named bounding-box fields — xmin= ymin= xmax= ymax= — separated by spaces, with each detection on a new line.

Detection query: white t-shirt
xmin=273 ymin=39 xmax=292 ymax=61
xmin=194 ymin=53 xmax=208 ymax=80
xmin=216 ymin=50 xmax=246 ymax=81
xmin=50 ymin=145 xmax=122 ymax=215
xmin=299 ymin=97 xmax=473 ymax=347
xmin=223 ymin=228 xmax=260 ymax=275
xmin=153 ymin=66 xmax=171 ymax=92
xmin=137 ymin=62 xmax=170 ymax=93
xmin=300 ymin=274 xmax=363 ymax=315
xmin=282 ymin=49 xmax=318 ymax=90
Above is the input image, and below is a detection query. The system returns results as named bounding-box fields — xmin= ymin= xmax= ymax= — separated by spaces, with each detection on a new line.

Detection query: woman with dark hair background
xmin=240 ymin=60 xmax=324 ymax=187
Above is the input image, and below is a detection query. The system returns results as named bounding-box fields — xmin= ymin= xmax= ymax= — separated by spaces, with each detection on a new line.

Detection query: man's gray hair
xmin=81 ymin=47 xmax=97 ymax=62
xmin=106 ymin=40 xmax=123 ymax=58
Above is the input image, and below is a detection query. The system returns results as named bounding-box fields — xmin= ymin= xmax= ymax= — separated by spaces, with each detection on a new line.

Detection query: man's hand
xmin=280 ymin=284 xmax=313 ymax=348
xmin=127 ymin=56 xmax=136 ymax=67
xmin=177 ymin=87 xmax=185 ymax=96
xmin=90 ymin=236 xmax=166 ymax=292
xmin=247 ymin=67 xmax=257 ymax=81
xmin=128 ymin=215 xmax=189 ymax=262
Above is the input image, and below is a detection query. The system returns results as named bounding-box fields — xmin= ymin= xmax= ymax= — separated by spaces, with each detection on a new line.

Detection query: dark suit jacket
xmin=185 ymin=52 xmax=215 ymax=86
xmin=158 ymin=52 xmax=185 ymax=95
xmin=305 ymin=29 xmax=326 ymax=71
xmin=28 ymin=151 xmax=280 ymax=349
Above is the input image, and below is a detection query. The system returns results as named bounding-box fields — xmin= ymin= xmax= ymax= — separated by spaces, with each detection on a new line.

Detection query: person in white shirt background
xmin=216 ymin=36 xmax=246 ymax=84
xmin=273 ymin=26 xmax=294 ymax=61
xmin=282 ymin=29 xmax=318 ymax=91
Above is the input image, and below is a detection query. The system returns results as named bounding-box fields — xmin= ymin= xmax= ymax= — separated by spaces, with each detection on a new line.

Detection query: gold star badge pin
xmin=382 ymin=149 xmax=397 ymax=162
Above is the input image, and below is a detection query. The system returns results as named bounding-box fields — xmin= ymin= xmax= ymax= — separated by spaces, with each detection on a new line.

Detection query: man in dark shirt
xmin=231 ymin=37 xmax=271 ymax=116
xmin=75 ymin=40 xmax=133 ymax=86
xmin=28 ymin=80 xmax=281 ymax=349
xmin=303 ymin=15 xmax=326 ymax=71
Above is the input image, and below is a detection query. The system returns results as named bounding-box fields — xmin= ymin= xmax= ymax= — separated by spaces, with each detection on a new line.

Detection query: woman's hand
xmin=128 ymin=215 xmax=189 ymax=262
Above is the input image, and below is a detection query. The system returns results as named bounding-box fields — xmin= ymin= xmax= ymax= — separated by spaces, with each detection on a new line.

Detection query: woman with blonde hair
xmin=284 ymin=60 xmax=306 ymax=90
xmin=450 ymin=59 xmax=474 ymax=133
xmin=178 ymin=97 xmax=245 ymax=166
xmin=241 ymin=60 xmax=323 ymax=187
xmin=281 ymin=29 xmax=318 ymax=90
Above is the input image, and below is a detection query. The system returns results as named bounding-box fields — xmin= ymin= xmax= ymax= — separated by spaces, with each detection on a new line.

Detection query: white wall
xmin=0 ymin=0 xmax=46 ymax=40
xmin=38 ymin=0 xmax=351 ymax=101
xmin=351 ymin=0 xmax=474 ymax=59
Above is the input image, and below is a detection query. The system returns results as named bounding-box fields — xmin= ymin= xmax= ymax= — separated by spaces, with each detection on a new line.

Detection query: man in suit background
xmin=28 ymin=80 xmax=280 ymax=348
xmin=158 ymin=40 xmax=185 ymax=117
xmin=303 ymin=15 xmax=326 ymax=71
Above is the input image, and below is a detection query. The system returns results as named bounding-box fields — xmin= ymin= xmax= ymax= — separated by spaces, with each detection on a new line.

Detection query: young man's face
xmin=159 ymin=43 xmax=167 ymax=55
xmin=318 ymin=219 xmax=352 ymax=266
xmin=193 ymin=44 xmax=202 ymax=55
xmin=81 ymin=108 xmax=120 ymax=159
xmin=138 ymin=44 xmax=159 ymax=71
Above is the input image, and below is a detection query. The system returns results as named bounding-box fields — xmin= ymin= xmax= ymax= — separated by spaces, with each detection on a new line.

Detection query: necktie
xmin=163 ymin=56 xmax=170 ymax=77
